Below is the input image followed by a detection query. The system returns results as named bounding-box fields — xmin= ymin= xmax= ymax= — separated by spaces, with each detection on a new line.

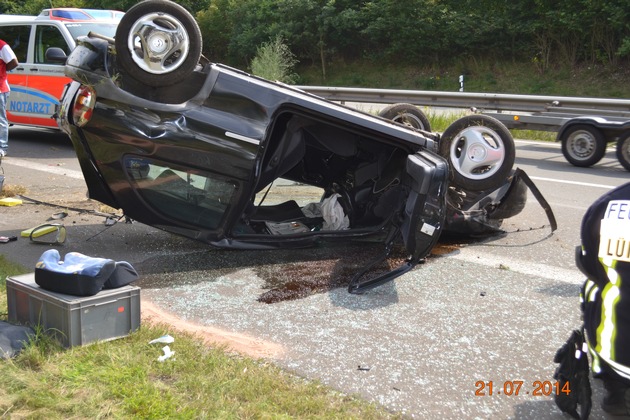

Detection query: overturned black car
xmin=53 ymin=0 xmax=554 ymax=293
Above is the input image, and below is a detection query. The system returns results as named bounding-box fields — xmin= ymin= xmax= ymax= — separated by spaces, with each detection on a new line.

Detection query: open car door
xmin=348 ymin=151 xmax=449 ymax=293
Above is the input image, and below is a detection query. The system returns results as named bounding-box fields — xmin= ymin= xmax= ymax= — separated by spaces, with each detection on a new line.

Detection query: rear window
xmin=64 ymin=22 xmax=118 ymax=40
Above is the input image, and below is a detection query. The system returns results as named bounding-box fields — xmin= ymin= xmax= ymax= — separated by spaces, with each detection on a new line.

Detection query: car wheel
xmin=378 ymin=103 xmax=431 ymax=132
xmin=115 ymin=0 xmax=202 ymax=87
xmin=616 ymin=131 xmax=630 ymax=172
xmin=439 ymin=115 xmax=515 ymax=191
xmin=560 ymin=124 xmax=607 ymax=167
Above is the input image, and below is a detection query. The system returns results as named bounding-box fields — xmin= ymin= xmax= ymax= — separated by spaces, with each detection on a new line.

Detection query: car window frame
xmin=123 ymin=156 xmax=241 ymax=232
xmin=34 ymin=23 xmax=71 ymax=63
xmin=0 ymin=24 xmax=31 ymax=63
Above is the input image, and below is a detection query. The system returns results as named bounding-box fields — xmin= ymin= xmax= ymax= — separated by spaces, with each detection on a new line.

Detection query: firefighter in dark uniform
xmin=578 ymin=182 xmax=630 ymax=416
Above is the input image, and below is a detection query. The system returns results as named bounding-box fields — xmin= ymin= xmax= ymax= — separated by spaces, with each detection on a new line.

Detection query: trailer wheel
xmin=616 ymin=131 xmax=630 ymax=172
xmin=560 ymin=124 xmax=607 ymax=167
xmin=439 ymin=115 xmax=515 ymax=191
xmin=378 ymin=103 xmax=431 ymax=132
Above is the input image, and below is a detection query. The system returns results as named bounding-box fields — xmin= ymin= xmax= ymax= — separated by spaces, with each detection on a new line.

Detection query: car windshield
xmin=64 ymin=22 xmax=118 ymax=40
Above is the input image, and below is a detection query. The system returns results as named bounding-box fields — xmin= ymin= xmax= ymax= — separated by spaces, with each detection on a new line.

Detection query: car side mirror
xmin=45 ymin=47 xmax=68 ymax=64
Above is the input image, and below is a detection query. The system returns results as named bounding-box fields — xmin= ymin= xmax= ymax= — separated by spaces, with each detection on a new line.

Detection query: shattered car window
xmin=125 ymin=157 xmax=237 ymax=229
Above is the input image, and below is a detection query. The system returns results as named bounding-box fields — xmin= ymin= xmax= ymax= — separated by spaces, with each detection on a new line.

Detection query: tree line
xmin=3 ymin=0 xmax=629 ymax=78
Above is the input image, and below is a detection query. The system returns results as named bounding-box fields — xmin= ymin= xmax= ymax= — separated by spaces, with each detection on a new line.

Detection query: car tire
xmin=560 ymin=124 xmax=607 ymax=167
xmin=115 ymin=0 xmax=202 ymax=87
xmin=378 ymin=103 xmax=431 ymax=132
xmin=439 ymin=115 xmax=515 ymax=191
xmin=616 ymin=131 xmax=630 ymax=172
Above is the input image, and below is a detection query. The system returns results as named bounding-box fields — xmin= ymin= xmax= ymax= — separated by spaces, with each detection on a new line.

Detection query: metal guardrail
xmin=296 ymin=86 xmax=630 ymax=116
xmin=296 ymin=85 xmax=630 ymax=168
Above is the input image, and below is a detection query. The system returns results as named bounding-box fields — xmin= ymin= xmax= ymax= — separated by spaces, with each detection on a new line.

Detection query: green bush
xmin=250 ymin=36 xmax=298 ymax=84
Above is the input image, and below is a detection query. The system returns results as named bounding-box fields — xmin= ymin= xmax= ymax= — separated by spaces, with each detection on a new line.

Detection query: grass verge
xmin=0 ymin=255 xmax=29 ymax=318
xmin=0 ymin=257 xmax=397 ymax=419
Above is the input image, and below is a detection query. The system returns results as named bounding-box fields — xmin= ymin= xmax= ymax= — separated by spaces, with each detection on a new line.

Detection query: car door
xmin=5 ymin=23 xmax=71 ymax=128
xmin=400 ymin=151 xmax=449 ymax=261
xmin=1 ymin=23 xmax=32 ymax=126
xmin=348 ymin=150 xmax=448 ymax=293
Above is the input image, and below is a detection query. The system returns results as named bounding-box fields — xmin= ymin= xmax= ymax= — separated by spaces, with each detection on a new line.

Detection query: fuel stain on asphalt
xmin=256 ymin=241 xmax=466 ymax=304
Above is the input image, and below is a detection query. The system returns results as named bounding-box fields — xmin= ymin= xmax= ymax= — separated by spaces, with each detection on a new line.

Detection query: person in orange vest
xmin=0 ymin=38 xmax=18 ymax=157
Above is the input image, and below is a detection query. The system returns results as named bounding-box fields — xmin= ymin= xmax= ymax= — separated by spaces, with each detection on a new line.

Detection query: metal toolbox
xmin=6 ymin=273 xmax=140 ymax=347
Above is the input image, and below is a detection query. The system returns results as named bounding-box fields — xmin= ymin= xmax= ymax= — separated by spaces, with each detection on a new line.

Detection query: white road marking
xmin=452 ymin=248 xmax=583 ymax=284
xmin=529 ymin=176 xmax=616 ymax=190
xmin=514 ymin=139 xmax=558 ymax=146
xmin=4 ymin=157 xmax=84 ymax=179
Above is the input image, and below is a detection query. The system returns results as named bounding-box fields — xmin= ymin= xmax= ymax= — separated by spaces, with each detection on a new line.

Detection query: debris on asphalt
xmin=0 ymin=235 xmax=17 ymax=243
xmin=0 ymin=197 xmax=22 ymax=206
xmin=48 ymin=211 xmax=68 ymax=220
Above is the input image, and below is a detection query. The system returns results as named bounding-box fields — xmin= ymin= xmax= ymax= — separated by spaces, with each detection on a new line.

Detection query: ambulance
xmin=0 ymin=8 xmax=121 ymax=129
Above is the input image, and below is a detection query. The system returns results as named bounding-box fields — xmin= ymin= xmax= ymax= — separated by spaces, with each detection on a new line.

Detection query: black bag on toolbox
xmin=35 ymin=249 xmax=138 ymax=296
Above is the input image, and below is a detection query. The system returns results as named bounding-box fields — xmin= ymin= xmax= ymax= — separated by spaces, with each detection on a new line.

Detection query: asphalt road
xmin=1 ymin=126 xmax=629 ymax=419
